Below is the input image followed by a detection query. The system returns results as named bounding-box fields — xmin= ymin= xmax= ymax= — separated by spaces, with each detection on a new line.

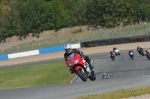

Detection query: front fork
xmin=84 ymin=62 xmax=91 ymax=74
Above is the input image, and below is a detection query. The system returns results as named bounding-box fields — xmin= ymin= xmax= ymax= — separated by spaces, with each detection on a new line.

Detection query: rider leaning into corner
xmin=113 ymin=46 xmax=118 ymax=52
xmin=137 ymin=46 xmax=144 ymax=53
xmin=145 ymin=48 xmax=150 ymax=55
xmin=113 ymin=46 xmax=119 ymax=54
xmin=64 ymin=44 xmax=94 ymax=73
xmin=128 ymin=49 xmax=134 ymax=54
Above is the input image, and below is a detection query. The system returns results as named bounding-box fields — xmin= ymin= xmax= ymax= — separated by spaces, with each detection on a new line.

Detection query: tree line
xmin=0 ymin=0 xmax=150 ymax=41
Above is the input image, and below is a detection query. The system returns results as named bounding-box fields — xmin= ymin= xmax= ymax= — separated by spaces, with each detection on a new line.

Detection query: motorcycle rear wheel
xmin=132 ymin=57 xmax=133 ymax=60
xmin=130 ymin=56 xmax=133 ymax=60
xmin=111 ymin=56 xmax=115 ymax=61
xmin=76 ymin=69 xmax=87 ymax=82
xmin=89 ymin=71 xmax=96 ymax=81
xmin=147 ymin=55 xmax=150 ymax=60
xmin=113 ymin=57 xmax=115 ymax=61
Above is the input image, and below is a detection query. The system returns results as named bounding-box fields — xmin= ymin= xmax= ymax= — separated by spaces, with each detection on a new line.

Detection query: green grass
xmin=73 ymin=86 xmax=150 ymax=99
xmin=72 ymin=28 xmax=82 ymax=34
xmin=0 ymin=61 xmax=75 ymax=90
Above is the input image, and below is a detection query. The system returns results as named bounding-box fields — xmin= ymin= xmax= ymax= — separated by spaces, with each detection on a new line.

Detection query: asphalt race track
xmin=0 ymin=51 xmax=150 ymax=99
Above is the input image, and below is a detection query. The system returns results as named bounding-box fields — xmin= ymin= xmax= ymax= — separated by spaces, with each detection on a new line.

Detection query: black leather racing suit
xmin=137 ymin=47 xmax=143 ymax=53
xmin=64 ymin=49 xmax=93 ymax=70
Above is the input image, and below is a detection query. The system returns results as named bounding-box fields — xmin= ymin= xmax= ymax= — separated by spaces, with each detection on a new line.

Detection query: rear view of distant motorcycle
xmin=128 ymin=49 xmax=134 ymax=60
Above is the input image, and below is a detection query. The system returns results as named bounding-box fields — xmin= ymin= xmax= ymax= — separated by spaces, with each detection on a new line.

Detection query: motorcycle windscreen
xmin=66 ymin=53 xmax=81 ymax=66
xmin=130 ymin=52 xmax=133 ymax=55
xmin=67 ymin=53 xmax=75 ymax=60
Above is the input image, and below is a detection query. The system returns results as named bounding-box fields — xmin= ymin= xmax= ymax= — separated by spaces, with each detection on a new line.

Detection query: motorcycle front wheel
xmin=76 ymin=68 xmax=87 ymax=82
xmin=147 ymin=55 xmax=150 ymax=60
xmin=113 ymin=56 xmax=115 ymax=61
xmin=111 ymin=56 xmax=115 ymax=61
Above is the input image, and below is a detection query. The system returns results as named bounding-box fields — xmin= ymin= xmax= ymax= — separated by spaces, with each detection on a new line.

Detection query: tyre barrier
xmin=81 ymin=35 xmax=150 ymax=47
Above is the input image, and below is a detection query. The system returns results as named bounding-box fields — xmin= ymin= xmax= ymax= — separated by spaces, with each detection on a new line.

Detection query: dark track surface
xmin=0 ymin=51 xmax=150 ymax=99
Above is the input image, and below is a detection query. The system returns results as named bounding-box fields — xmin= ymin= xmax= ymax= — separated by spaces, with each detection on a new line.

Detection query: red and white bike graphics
xmin=66 ymin=53 xmax=96 ymax=82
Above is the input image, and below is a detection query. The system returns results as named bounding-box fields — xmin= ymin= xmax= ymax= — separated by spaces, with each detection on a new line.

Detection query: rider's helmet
xmin=64 ymin=44 xmax=72 ymax=53
xmin=129 ymin=49 xmax=132 ymax=51
xmin=145 ymin=48 xmax=148 ymax=52
xmin=103 ymin=73 xmax=106 ymax=75
xmin=113 ymin=46 xmax=117 ymax=50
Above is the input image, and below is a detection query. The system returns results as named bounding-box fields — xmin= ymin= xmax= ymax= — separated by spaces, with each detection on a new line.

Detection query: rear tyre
xmin=89 ymin=71 xmax=96 ymax=81
xmin=76 ymin=69 xmax=87 ymax=82
xmin=130 ymin=56 xmax=133 ymax=60
xmin=132 ymin=57 xmax=133 ymax=60
xmin=147 ymin=55 xmax=150 ymax=60
xmin=111 ymin=56 xmax=115 ymax=61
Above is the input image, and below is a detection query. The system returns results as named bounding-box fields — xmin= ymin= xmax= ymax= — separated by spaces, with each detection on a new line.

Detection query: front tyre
xmin=132 ymin=57 xmax=133 ymax=60
xmin=147 ymin=55 xmax=150 ymax=60
xmin=113 ymin=56 xmax=115 ymax=61
xmin=130 ymin=56 xmax=133 ymax=60
xmin=76 ymin=69 xmax=87 ymax=82
xmin=89 ymin=71 xmax=96 ymax=81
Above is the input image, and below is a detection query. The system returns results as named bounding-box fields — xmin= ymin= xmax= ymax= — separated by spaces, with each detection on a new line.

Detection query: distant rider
xmin=137 ymin=46 xmax=144 ymax=53
xmin=109 ymin=51 xmax=115 ymax=57
xmin=113 ymin=46 xmax=120 ymax=55
xmin=64 ymin=44 xmax=94 ymax=73
xmin=113 ymin=46 xmax=117 ymax=52
xmin=128 ymin=49 xmax=134 ymax=57
xmin=145 ymin=48 xmax=150 ymax=55
xmin=102 ymin=73 xmax=107 ymax=79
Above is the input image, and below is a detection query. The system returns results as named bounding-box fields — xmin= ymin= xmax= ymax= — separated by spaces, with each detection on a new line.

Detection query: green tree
xmin=10 ymin=0 xmax=52 ymax=37
xmin=48 ymin=0 xmax=68 ymax=31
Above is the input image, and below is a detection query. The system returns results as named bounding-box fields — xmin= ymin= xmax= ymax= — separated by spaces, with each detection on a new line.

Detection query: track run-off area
xmin=0 ymin=42 xmax=150 ymax=99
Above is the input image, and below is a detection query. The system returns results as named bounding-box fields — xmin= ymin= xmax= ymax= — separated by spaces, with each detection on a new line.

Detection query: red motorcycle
xmin=66 ymin=53 xmax=96 ymax=82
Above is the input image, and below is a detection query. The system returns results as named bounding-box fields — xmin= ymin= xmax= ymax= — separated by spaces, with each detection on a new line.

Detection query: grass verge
xmin=0 ymin=61 xmax=75 ymax=90
xmin=73 ymin=86 xmax=150 ymax=99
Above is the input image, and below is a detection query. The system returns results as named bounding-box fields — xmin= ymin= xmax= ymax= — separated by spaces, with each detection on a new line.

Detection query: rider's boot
xmin=84 ymin=55 xmax=94 ymax=70
xmin=70 ymin=68 xmax=74 ymax=74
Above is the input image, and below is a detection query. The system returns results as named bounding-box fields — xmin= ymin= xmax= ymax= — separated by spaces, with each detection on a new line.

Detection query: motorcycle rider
xmin=128 ymin=49 xmax=134 ymax=57
xmin=113 ymin=46 xmax=120 ymax=55
xmin=109 ymin=51 xmax=115 ymax=57
xmin=102 ymin=73 xmax=107 ymax=79
xmin=145 ymin=49 xmax=150 ymax=60
xmin=64 ymin=44 xmax=94 ymax=73
xmin=113 ymin=46 xmax=117 ymax=52
xmin=137 ymin=46 xmax=144 ymax=54
xmin=145 ymin=48 xmax=150 ymax=55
